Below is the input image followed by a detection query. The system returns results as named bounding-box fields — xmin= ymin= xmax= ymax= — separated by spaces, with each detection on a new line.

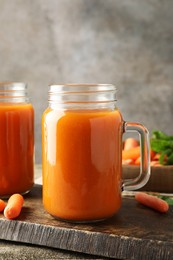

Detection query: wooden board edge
xmin=0 ymin=219 xmax=173 ymax=259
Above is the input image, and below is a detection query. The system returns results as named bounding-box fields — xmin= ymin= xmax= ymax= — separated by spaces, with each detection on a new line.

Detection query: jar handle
xmin=122 ymin=122 xmax=150 ymax=191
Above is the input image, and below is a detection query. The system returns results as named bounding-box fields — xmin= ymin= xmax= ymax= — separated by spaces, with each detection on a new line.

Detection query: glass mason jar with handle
xmin=42 ymin=84 xmax=150 ymax=222
xmin=0 ymin=82 xmax=34 ymax=197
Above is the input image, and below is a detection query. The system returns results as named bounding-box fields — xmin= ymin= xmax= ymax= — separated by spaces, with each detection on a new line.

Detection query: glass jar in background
xmin=42 ymin=84 xmax=150 ymax=223
xmin=0 ymin=82 xmax=34 ymax=197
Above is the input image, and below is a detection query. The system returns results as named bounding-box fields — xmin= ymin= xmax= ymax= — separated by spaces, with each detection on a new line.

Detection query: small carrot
xmin=150 ymin=161 xmax=162 ymax=166
xmin=150 ymin=161 xmax=161 ymax=166
xmin=124 ymin=138 xmax=139 ymax=150
xmin=0 ymin=199 xmax=6 ymax=212
xmin=135 ymin=192 xmax=169 ymax=213
xmin=153 ymin=153 xmax=160 ymax=161
xmin=122 ymin=146 xmax=140 ymax=161
xmin=150 ymin=150 xmax=156 ymax=160
xmin=134 ymin=157 xmax=140 ymax=165
xmin=122 ymin=159 xmax=134 ymax=165
xmin=123 ymin=147 xmax=155 ymax=163
xmin=4 ymin=194 xmax=24 ymax=219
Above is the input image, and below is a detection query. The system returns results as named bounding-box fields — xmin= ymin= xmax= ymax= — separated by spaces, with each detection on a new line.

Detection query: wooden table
xmin=0 ymin=165 xmax=173 ymax=260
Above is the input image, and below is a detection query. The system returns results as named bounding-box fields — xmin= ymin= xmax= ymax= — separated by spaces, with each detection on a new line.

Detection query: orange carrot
xmin=4 ymin=194 xmax=24 ymax=219
xmin=0 ymin=199 xmax=6 ymax=212
xmin=122 ymin=146 xmax=140 ymax=161
xmin=123 ymin=146 xmax=156 ymax=164
xmin=150 ymin=150 xmax=156 ymax=160
xmin=124 ymin=138 xmax=139 ymax=150
xmin=134 ymin=157 xmax=140 ymax=165
xmin=122 ymin=159 xmax=134 ymax=165
xmin=135 ymin=192 xmax=169 ymax=213
xmin=135 ymin=152 xmax=155 ymax=165
xmin=150 ymin=161 xmax=161 ymax=166
xmin=153 ymin=153 xmax=160 ymax=161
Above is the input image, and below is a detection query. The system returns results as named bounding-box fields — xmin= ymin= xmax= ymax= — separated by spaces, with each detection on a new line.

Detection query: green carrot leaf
xmin=167 ymin=153 xmax=173 ymax=165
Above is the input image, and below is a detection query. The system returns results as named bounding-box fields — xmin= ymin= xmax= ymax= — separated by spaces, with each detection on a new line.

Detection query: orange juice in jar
xmin=0 ymin=82 xmax=34 ymax=197
xmin=42 ymin=84 xmax=150 ymax=222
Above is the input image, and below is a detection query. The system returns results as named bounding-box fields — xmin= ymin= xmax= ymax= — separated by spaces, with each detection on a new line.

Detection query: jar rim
xmin=48 ymin=84 xmax=117 ymax=110
xmin=49 ymin=83 xmax=116 ymax=93
xmin=0 ymin=82 xmax=27 ymax=91
xmin=0 ymin=82 xmax=29 ymax=103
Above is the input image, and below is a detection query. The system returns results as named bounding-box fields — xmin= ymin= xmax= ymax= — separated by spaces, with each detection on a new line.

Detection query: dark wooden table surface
xmin=0 ymin=165 xmax=173 ymax=260
xmin=0 ymin=187 xmax=173 ymax=259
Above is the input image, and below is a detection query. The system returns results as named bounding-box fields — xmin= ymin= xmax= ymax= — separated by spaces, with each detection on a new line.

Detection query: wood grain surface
xmin=0 ymin=185 xmax=173 ymax=260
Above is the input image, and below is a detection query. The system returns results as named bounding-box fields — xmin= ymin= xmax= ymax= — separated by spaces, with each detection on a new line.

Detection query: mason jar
xmin=0 ymin=82 xmax=34 ymax=197
xmin=42 ymin=84 xmax=150 ymax=222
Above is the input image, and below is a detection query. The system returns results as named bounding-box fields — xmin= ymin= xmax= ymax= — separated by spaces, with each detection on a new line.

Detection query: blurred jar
xmin=0 ymin=82 xmax=34 ymax=197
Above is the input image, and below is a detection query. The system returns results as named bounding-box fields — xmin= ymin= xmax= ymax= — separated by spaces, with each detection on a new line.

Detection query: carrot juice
xmin=0 ymin=103 xmax=34 ymax=196
xmin=0 ymin=83 xmax=34 ymax=197
xmin=42 ymin=108 xmax=123 ymax=222
xmin=42 ymin=84 xmax=151 ymax=222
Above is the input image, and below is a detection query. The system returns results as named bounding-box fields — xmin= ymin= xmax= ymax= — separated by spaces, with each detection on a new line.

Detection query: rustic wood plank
xmin=0 ymin=185 xmax=173 ymax=260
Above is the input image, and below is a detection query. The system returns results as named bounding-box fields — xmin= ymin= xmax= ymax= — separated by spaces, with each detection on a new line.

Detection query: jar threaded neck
xmin=0 ymin=82 xmax=29 ymax=103
xmin=48 ymin=84 xmax=117 ymax=110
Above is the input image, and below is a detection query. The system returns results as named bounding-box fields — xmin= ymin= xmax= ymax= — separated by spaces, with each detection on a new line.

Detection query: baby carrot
xmin=124 ymin=138 xmax=139 ymax=150
xmin=0 ymin=199 xmax=6 ymax=212
xmin=122 ymin=146 xmax=140 ymax=161
xmin=150 ymin=150 xmax=156 ymax=160
xmin=135 ymin=192 xmax=169 ymax=213
xmin=134 ymin=157 xmax=140 ymax=165
xmin=150 ymin=161 xmax=161 ymax=166
xmin=4 ymin=194 xmax=24 ymax=219
xmin=122 ymin=159 xmax=134 ymax=165
xmin=153 ymin=153 xmax=160 ymax=161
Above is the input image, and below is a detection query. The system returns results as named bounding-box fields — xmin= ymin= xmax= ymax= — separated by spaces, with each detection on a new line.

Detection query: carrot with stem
xmin=135 ymin=192 xmax=169 ymax=213
xmin=0 ymin=199 xmax=6 ymax=212
xmin=4 ymin=194 xmax=24 ymax=219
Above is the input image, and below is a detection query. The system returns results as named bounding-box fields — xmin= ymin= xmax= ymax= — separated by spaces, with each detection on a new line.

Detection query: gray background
xmin=0 ymin=0 xmax=172 ymax=163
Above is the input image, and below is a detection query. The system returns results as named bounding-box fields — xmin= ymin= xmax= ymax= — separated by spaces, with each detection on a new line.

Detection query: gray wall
xmin=0 ymin=0 xmax=173 ymax=163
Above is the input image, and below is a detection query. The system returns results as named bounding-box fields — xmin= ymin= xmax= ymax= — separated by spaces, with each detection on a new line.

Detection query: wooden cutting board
xmin=0 ymin=185 xmax=173 ymax=260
